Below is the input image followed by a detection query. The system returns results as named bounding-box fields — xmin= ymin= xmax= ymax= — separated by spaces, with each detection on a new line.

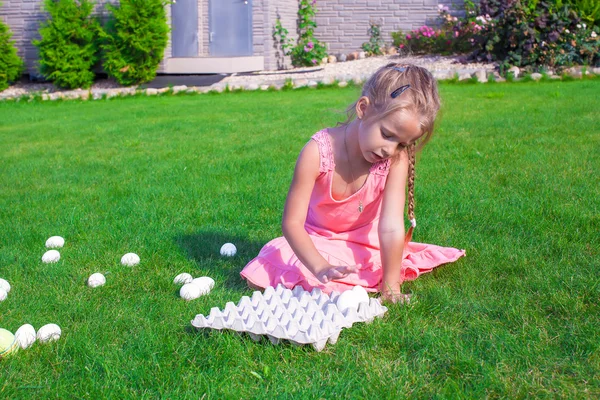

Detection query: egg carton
xmin=191 ymin=284 xmax=387 ymax=351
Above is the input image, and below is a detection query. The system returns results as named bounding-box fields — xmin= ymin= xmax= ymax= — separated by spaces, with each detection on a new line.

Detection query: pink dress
xmin=240 ymin=129 xmax=465 ymax=293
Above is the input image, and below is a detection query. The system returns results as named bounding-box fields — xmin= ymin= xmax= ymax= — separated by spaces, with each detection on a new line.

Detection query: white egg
xmin=190 ymin=282 xmax=210 ymax=296
xmin=351 ymin=285 xmax=370 ymax=305
xmin=173 ymin=273 xmax=193 ymax=285
xmin=336 ymin=290 xmax=360 ymax=313
xmin=220 ymin=243 xmax=237 ymax=257
xmin=192 ymin=276 xmax=215 ymax=291
xmin=87 ymin=273 xmax=106 ymax=288
xmin=14 ymin=324 xmax=36 ymax=349
xmin=120 ymin=253 xmax=140 ymax=266
xmin=37 ymin=324 xmax=61 ymax=343
xmin=180 ymin=283 xmax=201 ymax=301
xmin=0 ymin=278 xmax=10 ymax=293
xmin=0 ymin=288 xmax=7 ymax=302
xmin=42 ymin=250 xmax=60 ymax=263
xmin=45 ymin=236 xmax=65 ymax=248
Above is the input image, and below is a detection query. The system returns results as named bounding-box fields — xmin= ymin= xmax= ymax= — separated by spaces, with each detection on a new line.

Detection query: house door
xmin=172 ymin=0 xmax=199 ymax=57
xmin=209 ymin=0 xmax=253 ymax=56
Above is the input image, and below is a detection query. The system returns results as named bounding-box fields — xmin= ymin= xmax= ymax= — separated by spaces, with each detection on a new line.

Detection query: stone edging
xmin=1 ymin=66 xmax=598 ymax=103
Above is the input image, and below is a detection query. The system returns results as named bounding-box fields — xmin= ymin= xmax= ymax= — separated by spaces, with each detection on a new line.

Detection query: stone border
xmin=1 ymin=66 xmax=598 ymax=103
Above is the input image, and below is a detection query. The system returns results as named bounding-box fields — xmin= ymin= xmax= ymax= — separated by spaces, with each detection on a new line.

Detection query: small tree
xmin=33 ymin=0 xmax=101 ymax=89
xmin=99 ymin=0 xmax=169 ymax=86
xmin=0 ymin=2 xmax=24 ymax=91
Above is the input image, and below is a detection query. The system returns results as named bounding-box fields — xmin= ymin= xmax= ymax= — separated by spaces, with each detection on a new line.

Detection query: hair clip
xmin=391 ymin=66 xmax=407 ymax=73
xmin=391 ymin=84 xmax=411 ymax=98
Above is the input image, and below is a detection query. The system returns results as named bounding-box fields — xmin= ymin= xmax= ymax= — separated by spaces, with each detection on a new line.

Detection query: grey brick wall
xmin=313 ymin=0 xmax=457 ymax=55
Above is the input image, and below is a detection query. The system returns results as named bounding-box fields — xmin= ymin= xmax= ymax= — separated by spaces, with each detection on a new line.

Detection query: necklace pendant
xmin=358 ymin=201 xmax=363 ymax=213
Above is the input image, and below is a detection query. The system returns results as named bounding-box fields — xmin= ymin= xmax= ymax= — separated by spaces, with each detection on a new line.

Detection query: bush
xmin=471 ymin=0 xmax=600 ymax=71
xmin=361 ymin=20 xmax=385 ymax=56
xmin=391 ymin=3 xmax=490 ymax=56
xmin=0 ymin=4 xmax=24 ymax=91
xmin=400 ymin=0 xmax=600 ymax=71
xmin=289 ymin=0 xmax=327 ymax=67
xmin=567 ymin=0 xmax=600 ymax=27
xmin=33 ymin=0 xmax=100 ymax=89
xmin=99 ymin=0 xmax=169 ymax=86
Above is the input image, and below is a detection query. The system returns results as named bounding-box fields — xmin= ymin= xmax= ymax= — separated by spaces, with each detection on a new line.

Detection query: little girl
xmin=241 ymin=63 xmax=465 ymax=303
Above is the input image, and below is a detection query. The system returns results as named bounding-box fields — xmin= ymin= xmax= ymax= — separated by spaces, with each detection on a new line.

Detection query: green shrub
xmin=472 ymin=0 xmax=600 ymax=70
xmin=99 ymin=0 xmax=169 ymax=86
xmin=361 ymin=20 xmax=385 ymax=56
xmin=567 ymin=0 xmax=600 ymax=27
xmin=416 ymin=0 xmax=600 ymax=71
xmin=272 ymin=1 xmax=327 ymax=68
xmin=0 ymin=3 xmax=24 ymax=92
xmin=33 ymin=0 xmax=100 ymax=89
xmin=290 ymin=0 xmax=327 ymax=67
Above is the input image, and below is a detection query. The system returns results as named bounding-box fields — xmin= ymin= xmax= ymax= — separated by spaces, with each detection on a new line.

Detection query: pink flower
xmin=311 ymin=0 xmax=316 ymax=5
xmin=406 ymin=34 xmax=412 ymax=40
xmin=312 ymin=59 xmax=317 ymax=64
xmin=454 ymin=31 xmax=459 ymax=37
xmin=307 ymin=41 xmax=314 ymax=49
xmin=400 ymin=44 xmax=405 ymax=48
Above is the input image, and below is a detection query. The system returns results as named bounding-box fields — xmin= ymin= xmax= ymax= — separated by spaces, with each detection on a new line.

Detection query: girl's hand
xmin=314 ymin=264 xmax=359 ymax=284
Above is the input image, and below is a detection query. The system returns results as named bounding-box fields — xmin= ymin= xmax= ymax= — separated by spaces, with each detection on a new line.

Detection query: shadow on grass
xmin=174 ymin=230 xmax=266 ymax=291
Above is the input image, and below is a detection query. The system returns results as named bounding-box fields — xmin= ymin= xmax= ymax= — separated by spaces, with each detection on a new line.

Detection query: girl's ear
xmin=356 ymin=96 xmax=370 ymax=120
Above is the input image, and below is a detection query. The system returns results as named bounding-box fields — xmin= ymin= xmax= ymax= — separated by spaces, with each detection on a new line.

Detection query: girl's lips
xmin=372 ymin=152 xmax=383 ymax=161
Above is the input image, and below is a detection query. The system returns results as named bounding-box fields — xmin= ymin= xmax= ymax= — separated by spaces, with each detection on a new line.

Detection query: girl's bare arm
xmin=378 ymin=149 xmax=410 ymax=297
xmin=282 ymin=140 xmax=357 ymax=282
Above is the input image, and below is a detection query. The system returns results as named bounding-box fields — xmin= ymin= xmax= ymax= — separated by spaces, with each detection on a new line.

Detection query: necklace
xmin=344 ymin=125 xmax=365 ymax=213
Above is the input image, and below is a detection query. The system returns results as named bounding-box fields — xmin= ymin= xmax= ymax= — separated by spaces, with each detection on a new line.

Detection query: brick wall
xmin=313 ymin=0 xmax=457 ymax=55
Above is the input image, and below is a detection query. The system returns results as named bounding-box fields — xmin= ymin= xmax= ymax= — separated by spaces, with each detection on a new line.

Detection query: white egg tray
xmin=191 ymin=284 xmax=387 ymax=351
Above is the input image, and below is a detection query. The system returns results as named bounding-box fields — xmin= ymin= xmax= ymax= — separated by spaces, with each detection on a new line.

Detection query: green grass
xmin=0 ymin=79 xmax=599 ymax=398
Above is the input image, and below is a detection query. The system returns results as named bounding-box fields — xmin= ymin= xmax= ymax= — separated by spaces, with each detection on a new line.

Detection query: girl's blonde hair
xmin=338 ymin=62 xmax=441 ymax=226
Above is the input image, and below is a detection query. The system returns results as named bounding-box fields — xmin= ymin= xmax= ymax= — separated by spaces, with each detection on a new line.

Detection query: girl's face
xmin=357 ymin=107 xmax=423 ymax=163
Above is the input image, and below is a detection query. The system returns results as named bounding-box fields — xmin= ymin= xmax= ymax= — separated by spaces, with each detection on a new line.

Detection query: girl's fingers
xmin=328 ymin=269 xmax=346 ymax=279
xmin=337 ymin=265 xmax=358 ymax=274
xmin=317 ymin=265 xmax=360 ymax=284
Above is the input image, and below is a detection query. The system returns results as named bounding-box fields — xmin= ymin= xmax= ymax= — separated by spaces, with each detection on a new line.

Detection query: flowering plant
xmin=289 ymin=0 xmax=327 ymax=67
xmin=469 ymin=0 xmax=600 ymax=71
xmin=391 ymin=1 xmax=493 ymax=55
xmin=541 ymin=23 xmax=600 ymax=68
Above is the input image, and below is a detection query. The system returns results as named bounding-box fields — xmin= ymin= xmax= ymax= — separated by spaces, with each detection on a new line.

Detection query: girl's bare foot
xmin=247 ymin=281 xmax=264 ymax=291
xmin=380 ymin=280 xmax=412 ymax=304
xmin=380 ymin=291 xmax=412 ymax=305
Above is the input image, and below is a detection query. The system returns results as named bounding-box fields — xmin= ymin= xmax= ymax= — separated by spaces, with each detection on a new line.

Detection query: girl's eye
xmin=381 ymin=130 xmax=391 ymax=139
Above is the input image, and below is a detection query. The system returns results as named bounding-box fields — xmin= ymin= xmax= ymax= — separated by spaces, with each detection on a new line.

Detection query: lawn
xmin=0 ymin=78 xmax=598 ymax=398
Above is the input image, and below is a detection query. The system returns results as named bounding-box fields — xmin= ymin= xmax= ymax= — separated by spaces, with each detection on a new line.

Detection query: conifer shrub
xmin=33 ymin=0 xmax=100 ymax=89
xmin=99 ymin=0 xmax=169 ymax=86
xmin=0 ymin=2 xmax=24 ymax=92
